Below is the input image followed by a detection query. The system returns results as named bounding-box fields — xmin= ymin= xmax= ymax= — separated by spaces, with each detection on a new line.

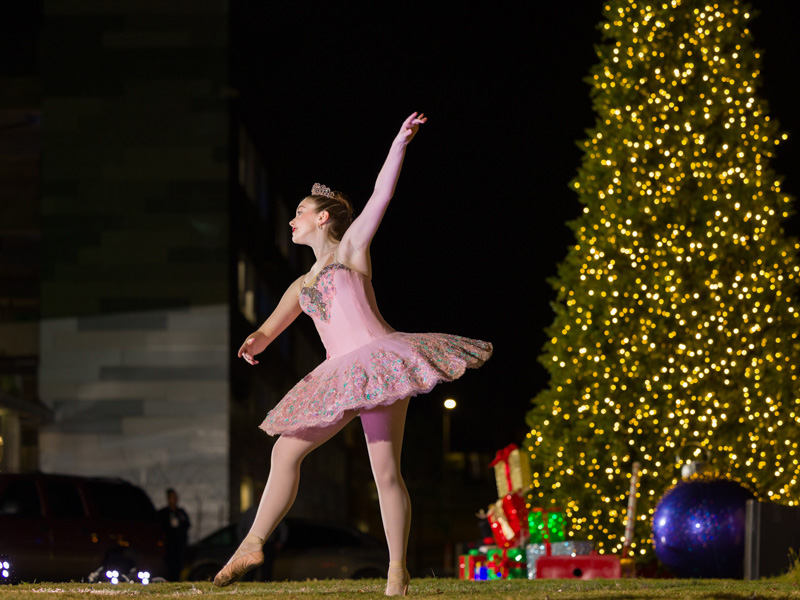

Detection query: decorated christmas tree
xmin=526 ymin=0 xmax=800 ymax=558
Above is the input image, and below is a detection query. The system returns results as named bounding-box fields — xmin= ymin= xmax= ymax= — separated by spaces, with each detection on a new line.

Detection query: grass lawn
xmin=2 ymin=578 xmax=800 ymax=600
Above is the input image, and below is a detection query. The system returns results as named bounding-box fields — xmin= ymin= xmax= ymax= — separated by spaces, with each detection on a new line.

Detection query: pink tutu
xmin=259 ymin=262 xmax=492 ymax=436
xmin=261 ymin=331 xmax=492 ymax=435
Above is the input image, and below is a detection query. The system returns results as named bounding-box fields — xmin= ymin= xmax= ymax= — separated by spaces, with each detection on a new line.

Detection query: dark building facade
xmin=0 ymin=2 xmax=48 ymax=474
xmin=22 ymin=0 xmax=358 ymax=541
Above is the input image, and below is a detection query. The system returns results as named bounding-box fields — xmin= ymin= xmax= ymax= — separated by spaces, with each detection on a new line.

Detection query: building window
xmin=240 ymin=475 xmax=254 ymax=513
xmin=256 ymin=166 xmax=269 ymax=219
xmin=238 ymin=125 xmax=255 ymax=202
xmin=237 ymin=254 xmax=256 ymax=324
xmin=238 ymin=125 xmax=269 ymax=220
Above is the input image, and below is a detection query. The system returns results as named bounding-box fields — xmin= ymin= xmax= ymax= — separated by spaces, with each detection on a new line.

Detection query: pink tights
xmin=246 ymin=397 xmax=411 ymax=562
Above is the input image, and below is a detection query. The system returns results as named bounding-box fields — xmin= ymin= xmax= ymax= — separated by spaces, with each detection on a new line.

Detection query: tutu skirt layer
xmin=260 ymin=332 xmax=492 ymax=436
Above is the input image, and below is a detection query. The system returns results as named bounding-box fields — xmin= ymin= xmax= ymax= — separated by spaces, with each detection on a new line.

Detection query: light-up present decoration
xmin=528 ymin=507 xmax=567 ymax=544
xmin=458 ymin=550 xmax=485 ymax=580
xmin=484 ymin=547 xmax=527 ymax=580
xmin=490 ymin=444 xmax=532 ymax=497
xmin=487 ymin=494 xmax=529 ymax=548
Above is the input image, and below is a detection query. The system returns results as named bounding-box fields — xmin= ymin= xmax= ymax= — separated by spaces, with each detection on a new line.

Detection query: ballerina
xmin=213 ymin=112 xmax=492 ymax=595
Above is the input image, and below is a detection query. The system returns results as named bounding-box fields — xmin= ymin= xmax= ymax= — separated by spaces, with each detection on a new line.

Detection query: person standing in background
xmin=158 ymin=488 xmax=191 ymax=581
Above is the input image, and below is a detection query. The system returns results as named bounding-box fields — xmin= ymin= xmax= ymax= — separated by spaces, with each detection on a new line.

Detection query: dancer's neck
xmin=311 ymin=241 xmax=339 ymax=261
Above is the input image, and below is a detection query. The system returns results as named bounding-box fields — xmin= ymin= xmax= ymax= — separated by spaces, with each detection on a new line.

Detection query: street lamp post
xmin=442 ymin=398 xmax=456 ymax=457
xmin=441 ymin=398 xmax=457 ymax=576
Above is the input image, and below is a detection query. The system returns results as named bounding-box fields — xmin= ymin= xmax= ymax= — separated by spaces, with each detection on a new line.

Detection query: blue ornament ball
xmin=652 ymin=476 xmax=754 ymax=578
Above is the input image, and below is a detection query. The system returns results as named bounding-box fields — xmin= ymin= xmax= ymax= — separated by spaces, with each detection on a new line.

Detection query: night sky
xmin=232 ymin=1 xmax=800 ymax=452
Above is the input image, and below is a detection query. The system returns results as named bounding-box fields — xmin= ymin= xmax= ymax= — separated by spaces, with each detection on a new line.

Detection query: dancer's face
xmin=289 ymin=199 xmax=320 ymax=244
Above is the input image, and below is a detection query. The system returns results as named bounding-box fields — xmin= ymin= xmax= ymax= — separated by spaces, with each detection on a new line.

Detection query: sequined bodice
xmin=299 ymin=262 xmax=395 ymax=359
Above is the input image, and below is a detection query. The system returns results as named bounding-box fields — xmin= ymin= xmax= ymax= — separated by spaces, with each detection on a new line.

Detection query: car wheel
xmin=351 ymin=568 xmax=383 ymax=579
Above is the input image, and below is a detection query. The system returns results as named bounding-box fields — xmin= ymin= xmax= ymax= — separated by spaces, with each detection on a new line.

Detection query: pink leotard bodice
xmin=298 ymin=262 xmax=394 ymax=359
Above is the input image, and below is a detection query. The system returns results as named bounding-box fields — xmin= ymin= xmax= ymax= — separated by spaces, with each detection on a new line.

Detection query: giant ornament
xmin=652 ymin=477 xmax=754 ymax=578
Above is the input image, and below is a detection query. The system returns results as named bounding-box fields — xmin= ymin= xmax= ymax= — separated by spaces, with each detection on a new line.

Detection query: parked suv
xmin=0 ymin=473 xmax=164 ymax=582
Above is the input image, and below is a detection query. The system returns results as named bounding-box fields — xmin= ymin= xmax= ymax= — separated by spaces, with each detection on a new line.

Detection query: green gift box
xmin=528 ymin=507 xmax=566 ymax=543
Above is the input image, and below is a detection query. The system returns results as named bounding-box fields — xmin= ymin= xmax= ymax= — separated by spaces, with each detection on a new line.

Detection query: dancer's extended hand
xmin=238 ymin=332 xmax=268 ymax=365
xmin=396 ymin=112 xmax=427 ymax=145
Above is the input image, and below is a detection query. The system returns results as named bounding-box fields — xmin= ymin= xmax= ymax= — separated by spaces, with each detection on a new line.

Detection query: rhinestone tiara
xmin=311 ymin=183 xmax=335 ymax=199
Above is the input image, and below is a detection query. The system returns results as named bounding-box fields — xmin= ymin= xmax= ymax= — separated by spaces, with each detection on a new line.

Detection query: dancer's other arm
xmin=237 ymin=276 xmax=304 ymax=365
xmin=339 ymin=112 xmax=426 ymax=270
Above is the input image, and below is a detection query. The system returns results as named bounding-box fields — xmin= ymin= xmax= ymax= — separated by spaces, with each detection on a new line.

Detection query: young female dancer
xmin=213 ymin=112 xmax=492 ymax=595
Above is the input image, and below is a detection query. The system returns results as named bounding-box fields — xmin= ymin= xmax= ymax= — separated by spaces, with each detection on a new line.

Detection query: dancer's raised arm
xmin=340 ymin=112 xmax=426 ymax=255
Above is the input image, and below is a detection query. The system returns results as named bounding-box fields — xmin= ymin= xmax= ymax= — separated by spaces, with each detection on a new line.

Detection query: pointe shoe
xmin=213 ymin=535 xmax=265 ymax=587
xmin=385 ymin=561 xmax=410 ymax=596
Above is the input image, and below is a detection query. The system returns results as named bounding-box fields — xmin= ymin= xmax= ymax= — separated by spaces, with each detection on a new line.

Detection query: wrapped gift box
xmin=536 ymin=554 xmax=621 ymax=579
xmin=484 ymin=546 xmax=527 ymax=580
xmin=526 ymin=541 xmax=593 ymax=579
xmin=487 ymin=494 xmax=528 ymax=548
xmin=490 ymin=444 xmax=532 ymax=497
xmin=528 ymin=507 xmax=566 ymax=543
xmin=458 ymin=550 xmax=485 ymax=580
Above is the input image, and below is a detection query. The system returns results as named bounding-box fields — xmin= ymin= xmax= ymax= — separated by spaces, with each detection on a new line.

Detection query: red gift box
xmin=458 ymin=552 xmax=485 ymax=580
xmin=487 ymin=493 xmax=528 ymax=548
xmin=536 ymin=554 xmax=621 ymax=580
xmin=502 ymin=493 xmax=528 ymax=536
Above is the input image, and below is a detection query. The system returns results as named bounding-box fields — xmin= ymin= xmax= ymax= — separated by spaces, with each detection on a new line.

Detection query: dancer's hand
xmin=395 ymin=112 xmax=427 ymax=145
xmin=238 ymin=331 xmax=268 ymax=365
